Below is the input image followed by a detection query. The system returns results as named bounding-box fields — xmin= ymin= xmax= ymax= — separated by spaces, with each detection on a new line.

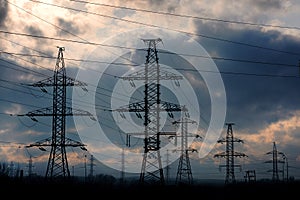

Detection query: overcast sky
xmin=1 ymin=0 xmax=300 ymax=182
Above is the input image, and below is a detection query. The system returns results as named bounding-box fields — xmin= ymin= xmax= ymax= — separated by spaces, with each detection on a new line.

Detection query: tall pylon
xmin=19 ymin=47 xmax=95 ymax=179
xmin=214 ymin=123 xmax=247 ymax=184
xmin=265 ymin=141 xmax=284 ymax=182
xmin=173 ymin=116 xmax=200 ymax=185
xmin=116 ymin=38 xmax=186 ymax=185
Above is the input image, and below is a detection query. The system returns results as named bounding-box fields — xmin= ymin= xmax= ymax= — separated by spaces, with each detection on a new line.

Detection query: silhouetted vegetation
xmin=0 ymin=173 xmax=299 ymax=198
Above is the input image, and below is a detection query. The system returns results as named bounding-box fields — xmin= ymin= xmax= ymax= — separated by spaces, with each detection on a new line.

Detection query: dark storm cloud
xmin=134 ymin=0 xmax=179 ymax=12
xmin=0 ymin=57 xmax=81 ymax=142
xmin=193 ymin=21 xmax=300 ymax=133
xmin=0 ymin=0 xmax=8 ymax=27
xmin=57 ymin=17 xmax=81 ymax=36
xmin=249 ymin=0 xmax=286 ymax=11
xmin=0 ymin=58 xmax=52 ymax=143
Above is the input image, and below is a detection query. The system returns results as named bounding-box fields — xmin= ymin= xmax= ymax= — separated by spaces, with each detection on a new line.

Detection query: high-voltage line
xmin=172 ymin=117 xmax=200 ymax=185
xmin=19 ymin=47 xmax=95 ymax=179
xmin=214 ymin=123 xmax=247 ymax=184
xmin=265 ymin=141 xmax=284 ymax=182
xmin=116 ymin=38 xmax=186 ymax=185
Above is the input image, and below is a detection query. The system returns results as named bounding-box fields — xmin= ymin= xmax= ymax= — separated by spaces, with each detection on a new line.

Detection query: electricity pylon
xmin=265 ymin=141 xmax=284 ymax=182
xmin=19 ymin=47 xmax=95 ymax=179
xmin=116 ymin=38 xmax=186 ymax=185
xmin=172 ymin=116 xmax=200 ymax=185
xmin=214 ymin=123 xmax=247 ymax=184
xmin=27 ymin=155 xmax=34 ymax=177
xmin=88 ymin=154 xmax=96 ymax=177
xmin=244 ymin=170 xmax=256 ymax=183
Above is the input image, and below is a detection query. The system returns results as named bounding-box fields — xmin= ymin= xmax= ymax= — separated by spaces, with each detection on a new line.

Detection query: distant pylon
xmin=120 ymin=147 xmax=125 ymax=183
xmin=173 ymin=116 xmax=200 ymax=185
xmin=244 ymin=170 xmax=256 ymax=183
xmin=88 ymin=155 xmax=95 ymax=177
xmin=265 ymin=141 xmax=284 ymax=182
xmin=116 ymin=38 xmax=186 ymax=185
xmin=27 ymin=155 xmax=34 ymax=177
xmin=19 ymin=47 xmax=95 ymax=179
xmin=214 ymin=123 xmax=247 ymax=184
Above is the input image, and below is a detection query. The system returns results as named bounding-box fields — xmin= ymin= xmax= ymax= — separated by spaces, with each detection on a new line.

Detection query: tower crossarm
xmin=26 ymin=137 xmax=87 ymax=151
xmin=214 ymin=151 xmax=247 ymax=158
xmin=27 ymin=76 xmax=88 ymax=92
xmin=115 ymin=101 xmax=146 ymax=113
xmin=265 ymin=160 xmax=285 ymax=164
xmin=161 ymin=101 xmax=187 ymax=112
xmin=18 ymin=107 xmax=95 ymax=120
xmin=115 ymin=101 xmax=187 ymax=113
xmin=121 ymin=68 xmax=183 ymax=81
xmin=217 ymin=138 xmax=244 ymax=144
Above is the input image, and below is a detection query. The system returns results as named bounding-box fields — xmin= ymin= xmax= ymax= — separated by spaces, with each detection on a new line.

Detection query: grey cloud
xmin=57 ymin=17 xmax=81 ymax=36
xmin=25 ymin=26 xmax=44 ymax=36
xmin=246 ymin=0 xmax=287 ymax=11
xmin=0 ymin=0 xmax=8 ymax=27
xmin=193 ymin=20 xmax=300 ymax=133
xmin=131 ymin=0 xmax=180 ymax=12
xmin=148 ymin=0 xmax=178 ymax=11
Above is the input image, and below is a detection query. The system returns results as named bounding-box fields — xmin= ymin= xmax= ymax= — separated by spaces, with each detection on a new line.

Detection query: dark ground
xmin=0 ymin=176 xmax=298 ymax=198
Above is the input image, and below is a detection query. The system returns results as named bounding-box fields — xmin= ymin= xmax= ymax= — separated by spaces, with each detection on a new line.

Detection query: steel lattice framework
xmin=214 ymin=123 xmax=247 ymax=184
xmin=265 ymin=141 xmax=284 ymax=182
xmin=116 ymin=38 xmax=186 ymax=185
xmin=21 ymin=47 xmax=94 ymax=178
xmin=173 ymin=117 xmax=199 ymax=185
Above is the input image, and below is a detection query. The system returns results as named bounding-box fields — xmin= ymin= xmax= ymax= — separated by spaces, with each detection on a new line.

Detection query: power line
xmin=70 ymin=0 xmax=300 ymax=31
xmin=21 ymin=0 xmax=300 ymax=56
xmin=0 ymin=57 xmax=48 ymax=77
xmin=167 ymin=67 xmax=300 ymax=78
xmin=2 ymin=33 xmax=299 ymax=79
xmin=3 ymin=2 xmax=300 ymax=80
xmin=5 ymin=0 xmax=142 ymax=69
xmin=5 ymin=0 xmax=88 ymax=43
xmin=1 ymin=50 xmax=297 ymax=68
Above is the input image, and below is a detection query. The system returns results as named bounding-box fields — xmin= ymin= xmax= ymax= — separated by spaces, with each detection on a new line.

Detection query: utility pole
xmin=214 ymin=123 xmax=247 ymax=184
xmin=265 ymin=141 xmax=284 ymax=182
xmin=19 ymin=47 xmax=94 ymax=179
xmin=173 ymin=116 xmax=200 ymax=185
xmin=115 ymin=38 xmax=186 ymax=185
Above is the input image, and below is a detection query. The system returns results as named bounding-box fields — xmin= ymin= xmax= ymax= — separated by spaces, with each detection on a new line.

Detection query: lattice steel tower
xmin=214 ymin=123 xmax=247 ymax=184
xmin=21 ymin=47 xmax=94 ymax=178
xmin=116 ymin=38 xmax=185 ymax=185
xmin=265 ymin=141 xmax=284 ymax=182
xmin=173 ymin=117 xmax=199 ymax=185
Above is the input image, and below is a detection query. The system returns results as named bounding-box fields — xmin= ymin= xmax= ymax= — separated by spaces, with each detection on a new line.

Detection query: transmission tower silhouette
xmin=88 ymin=154 xmax=96 ymax=178
xmin=265 ymin=141 xmax=284 ymax=182
xmin=244 ymin=170 xmax=256 ymax=183
xmin=172 ymin=116 xmax=200 ymax=185
xmin=116 ymin=38 xmax=186 ymax=185
xmin=19 ymin=47 xmax=95 ymax=179
xmin=214 ymin=123 xmax=247 ymax=184
xmin=27 ymin=155 xmax=34 ymax=177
